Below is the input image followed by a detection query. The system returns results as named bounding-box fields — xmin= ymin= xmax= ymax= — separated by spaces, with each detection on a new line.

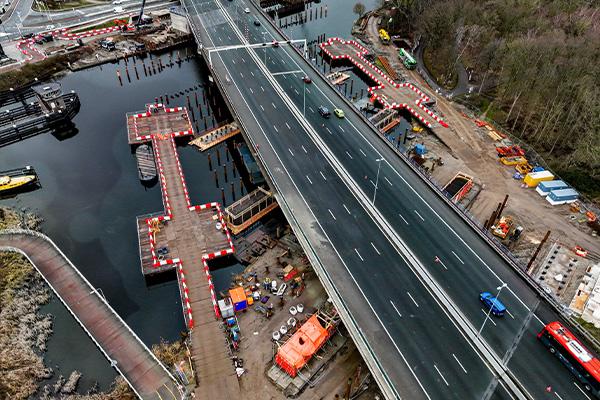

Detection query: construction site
xmin=125 ymin=98 xmax=382 ymax=399
xmin=330 ymin=9 xmax=600 ymax=326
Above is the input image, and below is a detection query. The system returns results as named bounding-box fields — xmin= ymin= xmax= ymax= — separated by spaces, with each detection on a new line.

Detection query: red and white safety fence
xmin=151 ymin=135 xmax=173 ymax=220
xmin=54 ymin=24 xmax=130 ymax=40
xmin=321 ymin=37 xmax=448 ymax=128
xmin=169 ymin=133 xmax=192 ymax=207
xmin=177 ymin=262 xmax=195 ymax=328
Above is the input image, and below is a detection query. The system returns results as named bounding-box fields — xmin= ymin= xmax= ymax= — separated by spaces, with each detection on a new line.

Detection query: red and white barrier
xmin=178 ymin=262 xmax=195 ymax=328
xmin=321 ymin=37 xmax=448 ymax=128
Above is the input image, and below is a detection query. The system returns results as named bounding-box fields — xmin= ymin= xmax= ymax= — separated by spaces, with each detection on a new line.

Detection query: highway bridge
xmin=181 ymin=1 xmax=596 ymax=399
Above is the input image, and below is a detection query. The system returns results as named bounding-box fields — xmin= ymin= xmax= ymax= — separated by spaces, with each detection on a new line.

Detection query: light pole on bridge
xmin=372 ymin=157 xmax=384 ymax=205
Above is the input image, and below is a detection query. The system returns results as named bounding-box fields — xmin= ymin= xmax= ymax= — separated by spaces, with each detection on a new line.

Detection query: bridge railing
xmin=244 ymin=5 xmax=600 ymax=353
xmin=0 ymin=229 xmax=184 ymax=399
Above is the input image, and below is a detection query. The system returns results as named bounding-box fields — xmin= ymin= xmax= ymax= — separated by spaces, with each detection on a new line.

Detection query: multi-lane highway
xmin=183 ymin=1 xmax=594 ymax=399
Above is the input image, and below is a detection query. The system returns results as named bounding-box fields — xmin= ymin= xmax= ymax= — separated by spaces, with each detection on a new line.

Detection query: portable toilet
xmin=546 ymin=188 xmax=579 ymax=205
xmin=536 ymin=180 xmax=568 ymax=197
xmin=523 ymin=170 xmax=554 ymax=187
xmin=229 ymin=287 xmax=248 ymax=312
xmin=218 ymin=298 xmax=235 ymax=319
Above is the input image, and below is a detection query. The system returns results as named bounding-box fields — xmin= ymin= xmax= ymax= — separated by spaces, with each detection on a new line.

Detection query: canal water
xmin=0 ymin=0 xmax=383 ymax=394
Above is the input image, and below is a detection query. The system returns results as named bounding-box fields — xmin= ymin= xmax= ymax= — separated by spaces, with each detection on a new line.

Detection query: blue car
xmin=479 ymin=292 xmax=506 ymax=317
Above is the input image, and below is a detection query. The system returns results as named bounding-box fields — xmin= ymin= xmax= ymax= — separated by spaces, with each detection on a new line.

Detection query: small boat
xmin=0 ymin=174 xmax=36 ymax=193
xmin=135 ymin=144 xmax=157 ymax=182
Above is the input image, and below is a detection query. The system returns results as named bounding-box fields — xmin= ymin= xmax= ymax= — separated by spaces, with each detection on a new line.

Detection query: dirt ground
xmin=230 ymin=227 xmax=381 ymax=399
xmin=362 ymin=14 xmax=599 ymax=261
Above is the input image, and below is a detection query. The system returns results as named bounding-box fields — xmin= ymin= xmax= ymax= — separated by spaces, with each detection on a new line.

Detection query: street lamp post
xmin=478 ymin=283 xmax=507 ymax=336
xmin=262 ymin=31 xmax=267 ymax=65
xmin=303 ymin=81 xmax=306 ymax=116
xmin=372 ymin=157 xmax=384 ymax=205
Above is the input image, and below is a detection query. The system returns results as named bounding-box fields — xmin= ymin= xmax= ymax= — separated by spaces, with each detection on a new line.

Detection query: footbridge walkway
xmin=0 ymin=229 xmax=182 ymax=400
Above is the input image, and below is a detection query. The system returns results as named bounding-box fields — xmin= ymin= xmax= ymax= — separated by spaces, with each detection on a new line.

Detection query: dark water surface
xmin=1 ymin=0 xmax=380 ymax=393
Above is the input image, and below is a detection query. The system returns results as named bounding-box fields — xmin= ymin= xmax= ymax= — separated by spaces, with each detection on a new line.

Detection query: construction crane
xmin=135 ymin=0 xmax=147 ymax=28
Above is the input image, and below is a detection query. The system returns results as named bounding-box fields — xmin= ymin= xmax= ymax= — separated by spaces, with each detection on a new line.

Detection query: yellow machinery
xmin=150 ymin=218 xmax=161 ymax=241
xmin=500 ymin=156 xmax=528 ymax=166
xmin=378 ymin=29 xmax=390 ymax=44
xmin=412 ymin=124 xmax=423 ymax=133
xmin=515 ymin=163 xmax=533 ymax=175
xmin=492 ymin=216 xmax=513 ymax=239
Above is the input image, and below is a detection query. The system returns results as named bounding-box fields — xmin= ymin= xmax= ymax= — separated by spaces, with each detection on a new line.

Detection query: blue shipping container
xmin=536 ymin=180 xmax=568 ymax=196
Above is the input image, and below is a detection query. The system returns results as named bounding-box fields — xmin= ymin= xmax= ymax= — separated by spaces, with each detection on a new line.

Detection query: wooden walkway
xmin=0 ymin=230 xmax=182 ymax=400
xmin=320 ymin=38 xmax=448 ymax=129
xmin=189 ymin=122 xmax=240 ymax=151
xmin=125 ymin=100 xmax=241 ymax=399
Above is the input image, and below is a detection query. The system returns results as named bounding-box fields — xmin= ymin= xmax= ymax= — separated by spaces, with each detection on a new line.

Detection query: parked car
xmin=318 ymin=106 xmax=331 ymax=118
xmin=113 ymin=6 xmax=124 ymax=13
xmin=271 ymin=40 xmax=279 ymax=47
xmin=479 ymin=292 xmax=506 ymax=317
xmin=244 ymin=7 xmax=250 ymax=13
xmin=253 ymin=20 xmax=260 ymax=26
xmin=112 ymin=0 xmax=123 ymax=4
xmin=333 ymin=108 xmax=345 ymax=118
xmin=302 ymin=76 xmax=311 ymax=84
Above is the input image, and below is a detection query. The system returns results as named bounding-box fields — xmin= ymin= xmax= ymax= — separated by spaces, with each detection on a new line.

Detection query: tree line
xmin=382 ymin=0 xmax=600 ymax=199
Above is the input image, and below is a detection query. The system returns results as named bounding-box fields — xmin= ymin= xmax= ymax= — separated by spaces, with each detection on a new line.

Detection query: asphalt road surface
xmin=185 ymin=1 xmax=595 ymax=399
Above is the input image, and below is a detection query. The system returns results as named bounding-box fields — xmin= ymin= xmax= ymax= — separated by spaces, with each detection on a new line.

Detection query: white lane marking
xmin=210 ymin=23 xmax=430 ymax=400
xmin=555 ymin=393 xmax=564 ymax=400
xmin=261 ymin=86 xmax=265 ymax=92
xmin=241 ymin=57 xmax=245 ymax=63
xmin=354 ymin=248 xmax=364 ymax=261
xmin=250 ymin=71 xmax=254 ymax=77
xmin=343 ymin=204 xmax=351 ymax=214
xmin=301 ymin=145 xmax=307 ymax=154
xmin=452 ymin=251 xmax=465 ymax=264
xmin=272 ymin=102 xmax=277 ymax=109
xmin=259 ymin=104 xmax=264 ymax=111
xmin=370 ymin=180 xmax=376 ymax=187
xmin=390 ymin=300 xmax=402 ymax=317
xmin=414 ymin=210 xmax=425 ymax=222
xmin=339 ymin=125 xmax=345 ymax=132
xmin=434 ymin=365 xmax=450 ymax=386
xmin=294 ymin=88 xmax=299 ymax=95
xmin=506 ymin=310 xmax=515 ymax=319
xmin=308 ymin=106 xmax=315 ymax=113
xmin=452 ymin=354 xmax=468 ymax=374
xmin=288 ymin=148 xmax=294 ymax=156
xmin=325 ymin=127 xmax=332 ymax=135
xmin=328 ymin=209 xmax=336 ymax=221
xmin=407 ymin=292 xmax=419 ymax=307
xmin=345 ymin=151 xmax=353 ymax=159
xmin=384 ymin=177 xmax=393 ymax=186
xmin=306 ymin=175 xmax=313 ymax=184
xmin=273 ymin=125 xmax=279 ymax=132
xmin=359 ymin=149 xmax=367 ymax=157
xmin=481 ymin=309 xmax=497 ymax=326
xmin=320 ymin=171 xmax=327 ymax=181
xmin=398 ymin=213 xmax=409 ymax=225
xmin=306 ymin=88 xmax=311 ymax=94
xmin=249 ymin=87 xmax=254 ymax=94
xmin=240 ymin=72 xmax=244 ymax=78
xmin=231 ymin=59 xmax=236 ymax=64
xmin=574 ymin=382 xmax=592 ymax=400
xmin=371 ymin=242 xmax=381 ymax=255
xmin=437 ymin=258 xmax=448 ymax=270
xmin=285 ymin=122 xmax=291 ymax=130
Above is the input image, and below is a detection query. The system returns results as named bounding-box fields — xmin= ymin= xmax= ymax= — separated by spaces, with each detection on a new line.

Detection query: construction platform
xmin=126 ymin=103 xmax=194 ymax=145
xmin=224 ymin=187 xmax=278 ymax=235
xmin=127 ymin=104 xmax=241 ymax=400
xmin=190 ymin=121 xmax=240 ymax=151
xmin=320 ymin=38 xmax=448 ymax=129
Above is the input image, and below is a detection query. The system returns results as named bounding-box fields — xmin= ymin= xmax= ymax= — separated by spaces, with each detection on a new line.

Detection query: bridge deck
xmin=320 ymin=38 xmax=448 ymax=129
xmin=0 ymin=231 xmax=180 ymax=400
xmin=128 ymin=105 xmax=241 ymax=399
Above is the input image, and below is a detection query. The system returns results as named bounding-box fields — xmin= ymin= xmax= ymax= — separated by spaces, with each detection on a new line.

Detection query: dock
xmin=127 ymin=104 xmax=241 ymax=400
xmin=189 ymin=121 xmax=240 ymax=151
xmin=126 ymin=103 xmax=193 ymax=145
xmin=320 ymin=38 xmax=448 ymax=129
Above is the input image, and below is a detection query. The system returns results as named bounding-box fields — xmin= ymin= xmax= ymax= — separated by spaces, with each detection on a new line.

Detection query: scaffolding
xmin=224 ymin=187 xmax=278 ymax=235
